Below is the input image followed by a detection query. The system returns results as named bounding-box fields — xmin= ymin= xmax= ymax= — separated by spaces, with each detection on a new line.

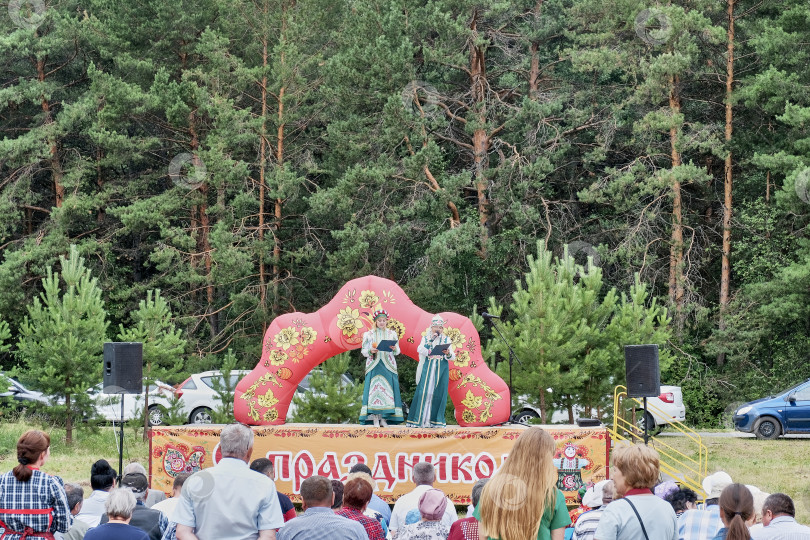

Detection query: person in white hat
xmin=572 ymin=480 xmax=615 ymax=540
xmin=678 ymin=471 xmax=732 ymax=540
xmin=406 ymin=315 xmax=456 ymax=428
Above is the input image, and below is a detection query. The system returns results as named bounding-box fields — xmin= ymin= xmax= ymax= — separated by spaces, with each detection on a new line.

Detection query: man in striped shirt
xmin=572 ymin=480 xmax=615 ymax=540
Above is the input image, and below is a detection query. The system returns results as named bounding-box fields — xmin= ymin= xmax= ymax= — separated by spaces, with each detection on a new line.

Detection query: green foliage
xmin=0 ymin=319 xmax=10 ymax=355
xmin=16 ymin=245 xmax=109 ymax=444
xmin=485 ymin=242 xmax=673 ymax=421
xmin=210 ymin=350 xmax=239 ymax=424
xmin=291 ymin=353 xmax=362 ymax=424
xmin=2 ymin=0 xmax=810 ymax=432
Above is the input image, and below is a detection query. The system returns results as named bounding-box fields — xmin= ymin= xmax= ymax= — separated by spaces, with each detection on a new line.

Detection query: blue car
xmin=733 ymin=379 xmax=810 ymax=439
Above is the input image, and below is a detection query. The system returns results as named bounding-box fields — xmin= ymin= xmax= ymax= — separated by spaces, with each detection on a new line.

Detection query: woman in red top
xmin=0 ymin=430 xmax=71 ymax=540
xmin=336 ymin=478 xmax=386 ymax=540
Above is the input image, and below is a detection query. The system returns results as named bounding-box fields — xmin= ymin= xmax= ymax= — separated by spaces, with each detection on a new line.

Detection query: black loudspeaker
xmin=103 ymin=342 xmax=143 ymax=394
xmin=624 ymin=344 xmax=660 ymax=398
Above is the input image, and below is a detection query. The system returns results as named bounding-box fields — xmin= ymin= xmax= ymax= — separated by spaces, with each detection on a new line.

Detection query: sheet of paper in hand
xmin=430 ymin=343 xmax=450 ymax=356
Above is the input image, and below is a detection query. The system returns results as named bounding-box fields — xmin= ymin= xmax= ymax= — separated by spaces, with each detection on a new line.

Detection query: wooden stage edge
xmin=149 ymin=423 xmax=611 ymax=505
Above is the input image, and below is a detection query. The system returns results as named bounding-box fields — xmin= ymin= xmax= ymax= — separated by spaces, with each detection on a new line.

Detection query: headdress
xmin=430 ymin=315 xmax=445 ymax=327
xmin=372 ymin=309 xmax=389 ymax=321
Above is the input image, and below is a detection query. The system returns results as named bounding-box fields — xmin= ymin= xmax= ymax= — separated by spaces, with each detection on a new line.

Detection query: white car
xmin=512 ymin=385 xmax=687 ymax=434
xmin=177 ymin=369 xmax=355 ymax=424
xmin=89 ymin=381 xmax=176 ymax=426
xmin=176 ymin=370 xmax=252 ymax=424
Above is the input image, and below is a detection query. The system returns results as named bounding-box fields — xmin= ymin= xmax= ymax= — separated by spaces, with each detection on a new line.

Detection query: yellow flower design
xmin=337 ymin=307 xmax=364 ymax=337
xmin=461 ymin=390 xmax=483 ymax=409
xmin=268 ymin=350 xmax=288 ymax=366
xmin=263 ymin=409 xmax=279 ymax=422
xmin=387 ymin=318 xmax=406 ymax=339
xmin=359 ymin=290 xmax=379 ymax=309
xmin=443 ymin=327 xmax=466 ymax=350
xmin=257 ymin=390 xmax=279 ymax=409
xmin=462 ymin=410 xmax=477 ymax=423
xmin=299 ymin=326 xmax=317 ymax=346
xmin=273 ymin=327 xmax=300 ymax=350
xmin=454 ymin=350 xmax=471 ymax=367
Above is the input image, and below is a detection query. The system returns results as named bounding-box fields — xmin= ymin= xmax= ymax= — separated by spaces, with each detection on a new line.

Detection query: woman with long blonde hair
xmin=474 ymin=427 xmax=570 ymax=540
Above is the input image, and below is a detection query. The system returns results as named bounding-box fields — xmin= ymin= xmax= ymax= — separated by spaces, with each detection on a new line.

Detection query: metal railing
xmin=610 ymin=385 xmax=708 ymax=498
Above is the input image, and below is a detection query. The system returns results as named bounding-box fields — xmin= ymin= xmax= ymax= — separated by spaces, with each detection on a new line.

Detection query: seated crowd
xmin=2 ymin=426 xmax=809 ymax=540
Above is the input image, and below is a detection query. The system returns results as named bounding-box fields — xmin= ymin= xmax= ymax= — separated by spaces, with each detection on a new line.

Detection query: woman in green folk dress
xmin=406 ymin=315 xmax=455 ymax=428
xmin=360 ymin=309 xmax=405 ymax=427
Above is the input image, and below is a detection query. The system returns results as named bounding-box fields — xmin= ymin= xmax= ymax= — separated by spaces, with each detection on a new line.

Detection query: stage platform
xmin=149 ymin=423 xmax=610 ymax=505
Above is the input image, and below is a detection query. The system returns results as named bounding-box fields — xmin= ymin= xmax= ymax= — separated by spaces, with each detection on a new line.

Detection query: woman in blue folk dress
xmin=407 ymin=315 xmax=455 ymax=428
xmin=360 ymin=309 xmax=405 ymax=427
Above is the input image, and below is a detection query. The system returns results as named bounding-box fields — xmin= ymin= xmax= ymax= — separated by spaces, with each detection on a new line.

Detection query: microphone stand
xmin=485 ymin=317 xmax=524 ymax=423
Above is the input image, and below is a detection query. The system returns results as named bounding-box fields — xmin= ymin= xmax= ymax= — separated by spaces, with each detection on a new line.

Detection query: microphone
xmin=481 ymin=312 xmax=500 ymax=320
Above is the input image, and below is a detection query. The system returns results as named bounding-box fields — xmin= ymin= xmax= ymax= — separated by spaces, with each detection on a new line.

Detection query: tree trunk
xmin=188 ymin=110 xmax=216 ymax=339
xmin=667 ymin=75 xmax=685 ymax=334
xmin=539 ymin=390 xmax=547 ymax=423
xmin=65 ymin=392 xmax=72 ymax=445
xmin=528 ymin=1 xmax=544 ymax=98
xmin=470 ymin=12 xmax=490 ymax=258
xmin=258 ymin=35 xmax=269 ymax=317
xmin=718 ymin=0 xmax=735 ymax=367
xmin=37 ymin=57 xmax=64 ymax=208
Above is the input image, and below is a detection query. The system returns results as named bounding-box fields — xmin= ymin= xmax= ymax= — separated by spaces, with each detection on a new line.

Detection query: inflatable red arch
xmin=234 ymin=275 xmax=511 ymax=426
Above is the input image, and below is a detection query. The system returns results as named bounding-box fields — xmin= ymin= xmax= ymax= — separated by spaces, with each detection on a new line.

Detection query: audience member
xmin=712 ymin=484 xmax=754 ymax=540
xmin=151 ymin=473 xmax=190 ymax=521
xmin=396 ymin=489 xmax=451 ymax=540
xmin=475 ymin=427 xmax=570 ymax=540
xmin=349 ymin=463 xmax=391 ymax=523
xmin=593 ymin=443 xmax=677 ymax=540
xmin=174 ymin=423 xmax=284 ymax=540
xmin=572 ymin=480 xmax=615 ymax=540
xmin=751 ymin=493 xmax=810 ymax=540
xmin=679 ymin=471 xmax=731 ymax=540
xmin=655 ymin=481 xmax=680 ymax=500
xmin=665 ymin=487 xmax=698 ymax=518
xmin=331 ymin=479 xmax=345 ymax=512
xmin=390 ymin=462 xmax=456 ymax=534
xmin=447 ymin=478 xmax=488 ymax=540
xmin=150 ymin=473 xmax=189 ymax=540
xmin=76 ymin=460 xmax=117 ymax=527
xmin=345 ymin=471 xmax=390 ymax=534
xmin=84 ymin=488 xmax=148 ymax=540
xmin=277 ymin=475 xmax=366 ymax=540
xmin=0 ymin=430 xmax=71 ymax=540
xmin=123 ymin=462 xmax=166 ymax=508
xmin=336 ymin=477 xmax=386 ymax=540
xmin=63 ymin=482 xmax=90 ymax=540
xmin=249 ymin=458 xmax=297 ymax=522
xmin=100 ymin=473 xmax=167 ymax=540
xmin=748 ymin=487 xmax=770 ymax=534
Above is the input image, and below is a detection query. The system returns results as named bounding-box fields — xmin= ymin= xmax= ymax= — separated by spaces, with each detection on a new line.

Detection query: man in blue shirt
xmin=752 ymin=494 xmax=810 ymax=540
xmin=277 ymin=476 xmax=366 ymax=540
xmin=174 ymin=424 xmax=284 ymax=540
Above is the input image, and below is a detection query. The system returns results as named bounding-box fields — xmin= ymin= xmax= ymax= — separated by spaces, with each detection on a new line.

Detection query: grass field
xmin=651 ymin=433 xmax=810 ymax=523
xmin=0 ymin=417 xmax=149 ymax=493
xmin=2 ymin=419 xmax=810 ymax=523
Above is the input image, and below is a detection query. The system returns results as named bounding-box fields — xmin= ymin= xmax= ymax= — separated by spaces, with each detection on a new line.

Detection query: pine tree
xmin=117 ymin=289 xmax=187 ymax=430
xmin=290 ymin=353 xmax=362 ymax=424
xmin=16 ymin=245 xmax=109 ymax=444
xmin=484 ymin=242 xmax=672 ymax=421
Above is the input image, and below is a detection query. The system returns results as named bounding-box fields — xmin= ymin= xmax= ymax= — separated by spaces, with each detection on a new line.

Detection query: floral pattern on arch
xmin=235 ymin=275 xmax=511 ymax=426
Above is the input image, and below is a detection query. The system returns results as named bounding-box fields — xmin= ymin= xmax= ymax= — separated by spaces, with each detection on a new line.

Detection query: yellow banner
xmin=149 ymin=425 xmax=609 ymax=505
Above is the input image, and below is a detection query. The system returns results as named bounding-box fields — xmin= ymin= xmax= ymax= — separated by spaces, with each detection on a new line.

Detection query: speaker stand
xmin=486 ymin=318 xmax=524 ymax=421
xmin=643 ymin=397 xmax=649 ymax=445
xmin=118 ymin=393 xmax=125 ymax=483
